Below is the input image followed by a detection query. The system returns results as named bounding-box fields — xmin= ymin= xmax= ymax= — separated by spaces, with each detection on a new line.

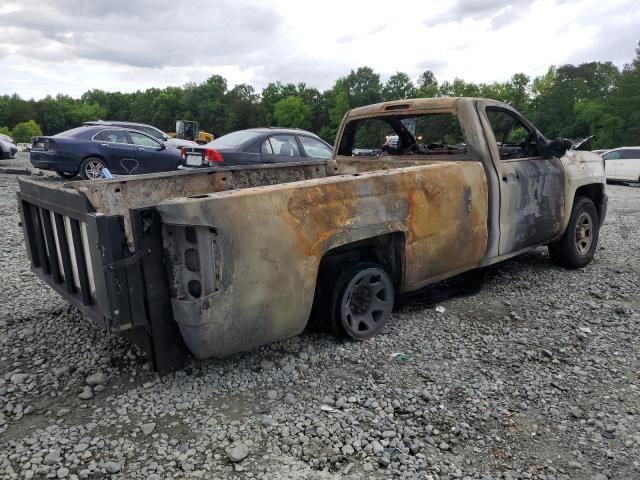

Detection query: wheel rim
xmin=575 ymin=212 xmax=593 ymax=256
xmin=340 ymin=268 xmax=393 ymax=338
xmin=85 ymin=160 xmax=105 ymax=180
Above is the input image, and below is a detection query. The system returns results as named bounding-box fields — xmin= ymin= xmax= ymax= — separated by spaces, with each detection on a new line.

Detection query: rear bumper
xmin=30 ymin=151 xmax=56 ymax=169
xmin=30 ymin=151 xmax=78 ymax=172
xmin=30 ymin=159 xmax=54 ymax=169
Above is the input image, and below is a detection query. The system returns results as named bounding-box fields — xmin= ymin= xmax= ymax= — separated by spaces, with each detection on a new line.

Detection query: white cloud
xmin=0 ymin=0 xmax=638 ymax=99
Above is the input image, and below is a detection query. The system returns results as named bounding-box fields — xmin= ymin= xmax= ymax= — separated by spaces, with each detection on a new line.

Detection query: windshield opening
xmin=338 ymin=113 xmax=467 ymax=156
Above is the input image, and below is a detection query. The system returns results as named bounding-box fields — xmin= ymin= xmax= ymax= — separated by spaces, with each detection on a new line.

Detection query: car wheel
xmin=548 ymin=196 xmax=599 ymax=269
xmin=331 ymin=262 xmax=394 ymax=340
xmin=80 ymin=157 xmax=106 ymax=180
xmin=56 ymin=171 xmax=77 ymax=179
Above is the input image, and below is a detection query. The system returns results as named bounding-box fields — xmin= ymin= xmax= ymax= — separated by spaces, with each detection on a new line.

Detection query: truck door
xmin=482 ymin=106 xmax=565 ymax=254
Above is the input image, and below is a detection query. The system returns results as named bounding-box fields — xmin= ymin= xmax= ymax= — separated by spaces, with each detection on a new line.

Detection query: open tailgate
xmin=16 ymin=179 xmax=188 ymax=372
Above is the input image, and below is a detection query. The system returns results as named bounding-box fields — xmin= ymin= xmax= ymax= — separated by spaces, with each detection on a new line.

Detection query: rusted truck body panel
xmin=157 ymin=161 xmax=488 ymax=358
xmin=16 ymin=97 xmax=607 ymax=370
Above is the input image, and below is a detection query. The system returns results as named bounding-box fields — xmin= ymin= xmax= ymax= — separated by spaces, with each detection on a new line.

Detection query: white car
xmin=602 ymin=147 xmax=640 ymax=183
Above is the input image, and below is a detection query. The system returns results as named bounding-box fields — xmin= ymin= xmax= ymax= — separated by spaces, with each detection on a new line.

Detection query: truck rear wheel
xmin=548 ymin=196 xmax=599 ymax=269
xmin=331 ymin=262 xmax=394 ymax=340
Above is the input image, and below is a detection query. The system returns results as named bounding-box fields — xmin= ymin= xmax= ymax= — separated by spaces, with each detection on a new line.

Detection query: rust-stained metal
xmin=157 ymin=161 xmax=488 ymax=358
xmin=16 ymin=97 xmax=607 ymax=368
xmin=68 ymin=161 xmax=328 ymax=250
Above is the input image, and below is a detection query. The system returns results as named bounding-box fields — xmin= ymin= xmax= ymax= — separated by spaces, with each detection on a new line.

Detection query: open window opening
xmin=486 ymin=108 xmax=541 ymax=160
xmin=338 ymin=113 xmax=468 ymax=157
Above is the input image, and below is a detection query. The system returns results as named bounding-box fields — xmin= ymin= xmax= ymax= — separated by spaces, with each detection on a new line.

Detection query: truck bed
xmin=17 ymin=156 xmax=487 ymax=368
xmin=155 ymin=158 xmax=488 ymax=359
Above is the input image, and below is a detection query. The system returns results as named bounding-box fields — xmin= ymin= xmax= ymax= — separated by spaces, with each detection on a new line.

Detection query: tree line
xmin=1 ymin=41 xmax=638 ymax=149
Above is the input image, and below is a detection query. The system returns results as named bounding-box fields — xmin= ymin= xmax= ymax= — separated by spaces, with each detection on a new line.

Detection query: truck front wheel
xmin=331 ymin=262 xmax=394 ymax=340
xmin=548 ymin=196 xmax=599 ymax=268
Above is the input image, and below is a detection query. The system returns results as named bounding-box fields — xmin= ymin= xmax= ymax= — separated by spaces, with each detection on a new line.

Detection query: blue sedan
xmin=30 ymin=125 xmax=182 ymax=180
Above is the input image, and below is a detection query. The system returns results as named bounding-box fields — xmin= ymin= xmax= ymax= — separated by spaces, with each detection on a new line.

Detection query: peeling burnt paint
xmin=155 ymin=161 xmax=488 ymax=359
xmin=559 ymin=149 xmax=607 ymax=231
xmin=496 ymin=157 xmax=565 ymax=253
xmin=67 ymin=162 xmax=327 ymax=250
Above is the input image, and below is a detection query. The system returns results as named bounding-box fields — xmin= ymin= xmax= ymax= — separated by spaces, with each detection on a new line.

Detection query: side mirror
xmin=542 ymin=137 xmax=571 ymax=159
xmin=159 ymin=143 xmax=166 ymax=150
xmin=162 ymin=134 xmax=170 ymax=141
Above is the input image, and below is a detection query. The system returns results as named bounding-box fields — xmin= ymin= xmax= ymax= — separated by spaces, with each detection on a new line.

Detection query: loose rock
xmin=226 ymin=443 xmax=249 ymax=463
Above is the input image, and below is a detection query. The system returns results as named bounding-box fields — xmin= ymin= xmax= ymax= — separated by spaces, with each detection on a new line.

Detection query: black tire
xmin=330 ymin=262 xmax=394 ymax=340
xmin=548 ymin=196 xmax=599 ymax=268
xmin=56 ymin=170 xmax=77 ymax=179
xmin=79 ymin=157 xmax=106 ymax=180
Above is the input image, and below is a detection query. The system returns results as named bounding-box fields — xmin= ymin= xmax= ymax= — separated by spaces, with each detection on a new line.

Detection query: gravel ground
xmin=1 ymin=153 xmax=639 ymax=480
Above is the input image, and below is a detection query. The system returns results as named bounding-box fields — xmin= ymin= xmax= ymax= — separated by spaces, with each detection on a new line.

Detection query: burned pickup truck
xmin=17 ymin=97 xmax=607 ymax=372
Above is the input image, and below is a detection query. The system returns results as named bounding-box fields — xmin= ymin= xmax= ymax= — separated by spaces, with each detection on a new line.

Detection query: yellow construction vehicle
xmin=167 ymin=120 xmax=214 ymax=145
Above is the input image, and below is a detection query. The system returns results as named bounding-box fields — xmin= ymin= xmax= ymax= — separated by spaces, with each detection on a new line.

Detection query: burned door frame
xmin=477 ymin=101 xmax=565 ymax=255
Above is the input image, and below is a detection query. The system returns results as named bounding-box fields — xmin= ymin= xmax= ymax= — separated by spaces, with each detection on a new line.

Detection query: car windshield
xmin=206 ymin=130 xmax=262 ymax=148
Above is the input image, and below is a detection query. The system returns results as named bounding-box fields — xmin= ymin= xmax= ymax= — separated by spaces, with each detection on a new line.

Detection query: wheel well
xmin=318 ymin=232 xmax=405 ymax=288
xmin=308 ymin=232 xmax=405 ymax=331
xmin=80 ymin=153 xmax=106 ymax=163
xmin=575 ymin=183 xmax=605 ymax=220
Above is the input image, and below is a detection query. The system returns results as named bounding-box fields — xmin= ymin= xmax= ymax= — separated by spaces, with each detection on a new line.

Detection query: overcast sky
xmin=1 ymin=0 xmax=639 ymax=99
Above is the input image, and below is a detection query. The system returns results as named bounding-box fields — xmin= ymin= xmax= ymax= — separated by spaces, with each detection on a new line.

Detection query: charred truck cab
xmin=17 ymin=98 xmax=606 ymax=372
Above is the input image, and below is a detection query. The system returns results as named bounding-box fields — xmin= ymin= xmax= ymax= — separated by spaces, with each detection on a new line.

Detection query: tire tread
xmin=548 ymin=196 xmax=599 ymax=269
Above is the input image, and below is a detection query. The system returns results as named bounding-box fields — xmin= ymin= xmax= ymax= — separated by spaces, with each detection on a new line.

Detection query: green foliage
xmin=0 ymin=126 xmax=11 ymax=137
xmin=12 ymin=120 xmax=42 ymax=143
xmin=0 ymin=40 xmax=639 ymax=150
xmin=528 ymin=60 xmax=625 ymax=144
xmin=343 ymin=67 xmax=382 ymax=107
xmin=609 ymin=42 xmax=640 ymax=146
xmin=507 ymin=127 xmax=529 ymax=144
xmin=382 ymin=72 xmax=416 ymax=101
xmin=417 ymin=70 xmax=437 ymax=89
xmin=224 ymin=84 xmax=259 ymax=133
xmin=328 ymin=81 xmax=349 ymax=123
xmin=353 ymin=119 xmax=389 ymax=148
xmin=273 ymin=96 xmax=311 ymax=129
